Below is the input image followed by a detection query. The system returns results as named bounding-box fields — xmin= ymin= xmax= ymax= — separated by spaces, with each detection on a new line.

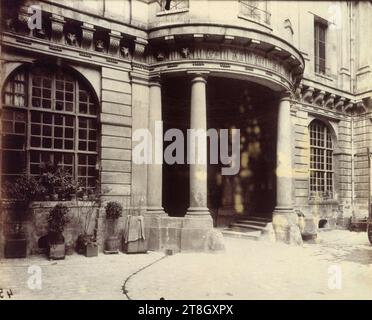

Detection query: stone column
xmin=186 ymin=73 xmax=210 ymax=217
xmin=181 ymin=72 xmax=214 ymax=252
xmin=272 ymin=92 xmax=302 ymax=245
xmin=147 ymin=77 xmax=166 ymax=215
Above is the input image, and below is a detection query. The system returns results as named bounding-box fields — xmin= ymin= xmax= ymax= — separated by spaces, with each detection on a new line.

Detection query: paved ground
xmin=0 ymin=251 xmax=163 ymax=300
xmin=0 ymin=230 xmax=371 ymax=300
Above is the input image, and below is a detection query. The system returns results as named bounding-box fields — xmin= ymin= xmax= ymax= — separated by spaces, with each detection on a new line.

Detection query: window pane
xmin=2 ymin=151 xmax=26 ymax=174
xmin=309 ymin=120 xmax=333 ymax=199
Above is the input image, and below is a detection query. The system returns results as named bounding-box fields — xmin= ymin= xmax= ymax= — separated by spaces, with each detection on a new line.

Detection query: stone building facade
xmin=1 ymin=0 xmax=371 ymax=255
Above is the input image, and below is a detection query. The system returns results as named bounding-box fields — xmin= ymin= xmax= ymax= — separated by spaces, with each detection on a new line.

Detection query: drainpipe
xmin=351 ymin=115 xmax=355 ymax=218
xmin=129 ymin=0 xmax=132 ymax=25
xmin=349 ymin=1 xmax=355 ymax=93
xmin=368 ymin=147 xmax=371 ymax=219
xmin=349 ymin=1 xmax=356 ymax=218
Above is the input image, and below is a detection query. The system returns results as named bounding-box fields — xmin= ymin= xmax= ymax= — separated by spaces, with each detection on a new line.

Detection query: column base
xmin=144 ymin=214 xmax=223 ymax=253
xmin=272 ymin=207 xmax=303 ymax=245
xmin=146 ymin=206 xmax=167 ymax=215
xmin=186 ymin=207 xmax=211 ymax=216
xmin=180 ymin=215 xmax=218 ymax=252
xmin=143 ymin=214 xmax=182 ymax=252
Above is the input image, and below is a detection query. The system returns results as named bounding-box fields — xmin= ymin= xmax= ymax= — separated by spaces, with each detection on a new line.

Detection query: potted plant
xmin=76 ymin=187 xmax=105 ymax=257
xmin=62 ymin=177 xmax=80 ymax=201
xmin=105 ymin=201 xmax=123 ymax=254
xmin=47 ymin=203 xmax=71 ymax=260
xmin=88 ymin=188 xmax=96 ymax=201
xmin=39 ymin=162 xmax=60 ymax=200
xmin=82 ymin=189 xmax=89 ymax=201
xmin=40 ymin=162 xmax=78 ymax=201
xmin=2 ymin=174 xmax=40 ymax=258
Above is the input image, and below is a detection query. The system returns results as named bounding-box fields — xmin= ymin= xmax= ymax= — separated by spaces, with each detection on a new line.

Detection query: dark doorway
xmin=162 ymin=77 xmax=277 ymax=219
xmin=162 ymin=77 xmax=190 ymax=217
xmin=206 ymin=78 xmax=277 ymax=220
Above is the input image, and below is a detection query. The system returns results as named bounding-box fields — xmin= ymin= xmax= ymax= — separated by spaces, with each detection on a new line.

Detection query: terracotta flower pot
xmin=48 ymin=233 xmax=65 ymax=260
xmin=49 ymin=243 xmax=65 ymax=260
xmin=85 ymin=243 xmax=98 ymax=257
xmin=5 ymin=238 xmax=27 ymax=258
xmin=105 ymin=236 xmax=120 ymax=252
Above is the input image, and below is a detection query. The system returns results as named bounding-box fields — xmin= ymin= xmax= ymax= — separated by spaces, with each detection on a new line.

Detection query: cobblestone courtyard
xmin=0 ymin=230 xmax=371 ymax=300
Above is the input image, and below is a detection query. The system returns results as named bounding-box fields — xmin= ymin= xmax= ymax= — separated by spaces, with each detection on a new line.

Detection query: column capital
xmin=279 ymin=90 xmax=293 ymax=101
xmin=187 ymin=71 xmax=209 ymax=83
xmin=149 ymin=75 xmax=162 ymax=87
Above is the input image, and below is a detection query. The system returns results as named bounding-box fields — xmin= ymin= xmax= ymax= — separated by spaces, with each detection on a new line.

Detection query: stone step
xmin=221 ymin=229 xmax=261 ymax=240
xmin=230 ymin=222 xmax=266 ymax=231
xmin=235 ymin=220 xmax=268 ymax=227
xmin=241 ymin=216 xmax=272 ymax=223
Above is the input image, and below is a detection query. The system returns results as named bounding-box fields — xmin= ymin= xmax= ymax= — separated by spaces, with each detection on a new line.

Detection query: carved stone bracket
xmin=324 ymin=93 xmax=336 ymax=109
xmin=50 ymin=14 xmax=65 ymax=44
xmin=344 ymin=101 xmax=354 ymax=113
xmin=108 ymin=31 xmax=122 ymax=56
xmin=343 ymin=100 xmax=366 ymax=114
xmin=133 ymin=38 xmax=148 ymax=60
xmin=355 ymin=100 xmax=367 ymax=113
xmin=334 ymin=97 xmax=346 ymax=112
xmin=81 ymin=23 xmax=95 ymax=51
xmin=313 ymin=90 xmax=325 ymax=106
xmin=294 ymin=84 xmax=302 ymax=100
xmin=302 ymin=87 xmax=314 ymax=103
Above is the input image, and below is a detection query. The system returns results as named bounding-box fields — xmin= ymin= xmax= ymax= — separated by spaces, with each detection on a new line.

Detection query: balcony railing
xmin=239 ymin=1 xmax=271 ymax=26
xmin=161 ymin=0 xmax=189 ymax=12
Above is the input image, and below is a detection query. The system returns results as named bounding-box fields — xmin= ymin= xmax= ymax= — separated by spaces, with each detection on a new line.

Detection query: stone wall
xmin=100 ymin=67 xmax=132 ymax=204
xmin=292 ymin=104 xmax=353 ymax=233
xmin=0 ymin=201 xmax=139 ymax=258
xmin=353 ymin=116 xmax=371 ymax=218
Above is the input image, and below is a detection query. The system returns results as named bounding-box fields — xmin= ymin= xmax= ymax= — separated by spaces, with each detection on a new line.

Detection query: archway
xmin=162 ymin=76 xmax=277 ymax=224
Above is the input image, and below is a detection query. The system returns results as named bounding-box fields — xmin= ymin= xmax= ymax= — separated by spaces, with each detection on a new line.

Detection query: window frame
xmin=158 ymin=0 xmax=189 ymax=15
xmin=1 ymin=65 xmax=99 ymax=192
xmin=314 ymin=18 xmax=328 ymax=75
xmin=309 ymin=120 xmax=334 ymax=200
xmin=239 ymin=0 xmax=271 ymax=26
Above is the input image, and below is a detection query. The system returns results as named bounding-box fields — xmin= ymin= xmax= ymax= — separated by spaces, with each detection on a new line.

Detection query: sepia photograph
xmin=0 ymin=0 xmax=371 ymax=306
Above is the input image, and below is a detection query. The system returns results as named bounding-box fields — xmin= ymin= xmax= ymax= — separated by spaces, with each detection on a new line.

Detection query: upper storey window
xmin=314 ymin=18 xmax=327 ymax=74
xmin=239 ymin=0 xmax=271 ymax=26
xmin=161 ymin=0 xmax=189 ymax=12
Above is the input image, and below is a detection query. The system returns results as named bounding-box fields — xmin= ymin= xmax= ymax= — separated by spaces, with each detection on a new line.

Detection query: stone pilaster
xmin=272 ymin=92 xmax=302 ymax=245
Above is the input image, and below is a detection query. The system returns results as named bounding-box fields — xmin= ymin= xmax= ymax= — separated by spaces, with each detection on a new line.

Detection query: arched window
xmin=309 ymin=119 xmax=333 ymax=199
xmin=1 ymin=65 xmax=99 ymax=191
